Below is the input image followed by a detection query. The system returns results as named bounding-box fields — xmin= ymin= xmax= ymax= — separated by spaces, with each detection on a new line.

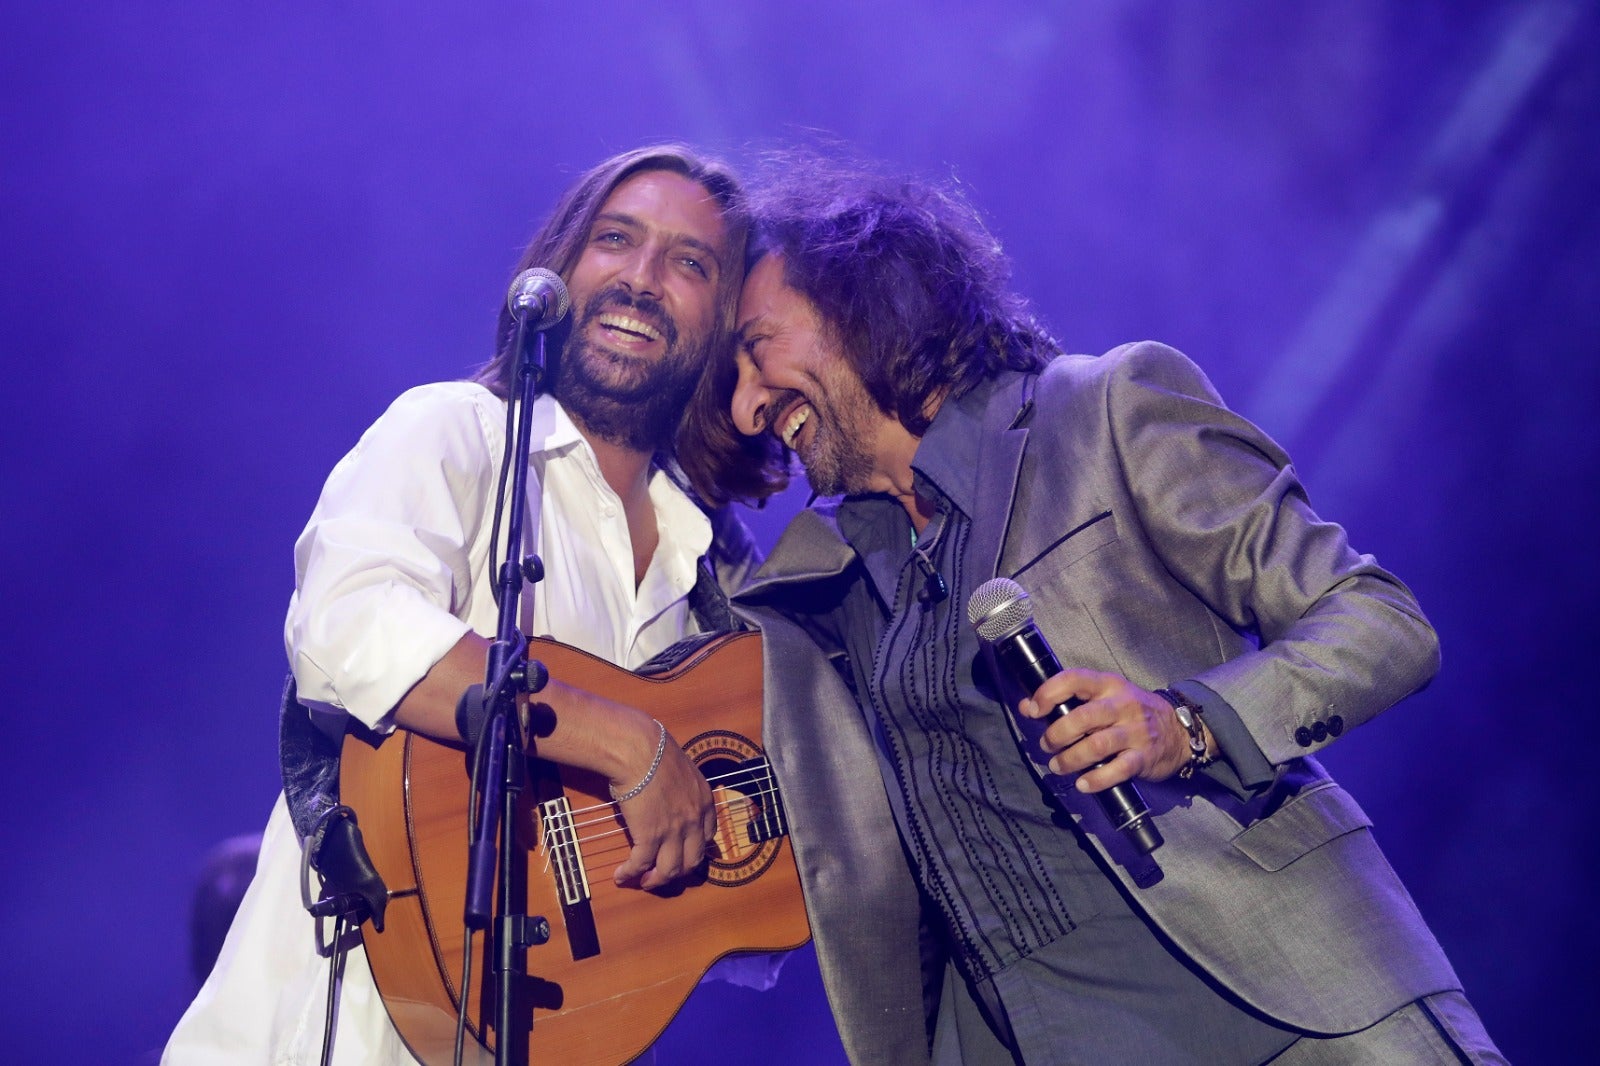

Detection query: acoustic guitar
xmin=338 ymin=631 xmax=810 ymax=1065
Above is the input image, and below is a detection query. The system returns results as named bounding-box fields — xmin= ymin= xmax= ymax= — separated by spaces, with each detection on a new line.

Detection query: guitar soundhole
xmin=685 ymin=729 xmax=787 ymax=888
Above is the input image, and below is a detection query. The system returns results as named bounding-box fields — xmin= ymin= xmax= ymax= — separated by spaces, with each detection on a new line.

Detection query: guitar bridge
xmin=538 ymin=791 xmax=601 ymax=960
xmin=539 ymin=795 xmax=590 ymax=907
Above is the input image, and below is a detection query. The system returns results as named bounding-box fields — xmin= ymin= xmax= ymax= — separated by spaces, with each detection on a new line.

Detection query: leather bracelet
xmin=612 ymin=719 xmax=668 ymax=804
xmin=1154 ymin=688 xmax=1211 ymax=780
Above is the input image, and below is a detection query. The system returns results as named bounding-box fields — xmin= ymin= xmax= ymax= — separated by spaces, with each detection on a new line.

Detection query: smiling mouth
xmin=778 ymin=404 xmax=812 ymax=449
xmin=596 ymin=312 xmax=664 ymax=345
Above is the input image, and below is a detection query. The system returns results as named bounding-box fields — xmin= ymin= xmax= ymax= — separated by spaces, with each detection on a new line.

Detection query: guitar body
xmin=338 ymin=632 xmax=810 ymax=1066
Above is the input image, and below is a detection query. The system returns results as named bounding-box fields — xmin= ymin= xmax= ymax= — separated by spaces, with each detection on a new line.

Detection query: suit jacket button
xmin=1312 ymin=721 xmax=1328 ymax=742
xmin=1295 ymin=726 xmax=1314 ymax=747
xmin=1328 ymin=715 xmax=1345 ymax=736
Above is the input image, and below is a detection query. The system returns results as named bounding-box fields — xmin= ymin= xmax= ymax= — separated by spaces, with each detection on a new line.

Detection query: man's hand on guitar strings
xmin=611 ymin=722 xmax=717 ymax=891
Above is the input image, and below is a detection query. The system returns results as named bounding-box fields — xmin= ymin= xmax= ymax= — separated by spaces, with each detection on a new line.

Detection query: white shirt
xmin=166 ymin=382 xmax=723 ymax=1065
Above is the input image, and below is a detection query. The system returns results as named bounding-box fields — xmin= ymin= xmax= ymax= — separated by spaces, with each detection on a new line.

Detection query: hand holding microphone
xmin=968 ymin=578 xmax=1164 ymax=854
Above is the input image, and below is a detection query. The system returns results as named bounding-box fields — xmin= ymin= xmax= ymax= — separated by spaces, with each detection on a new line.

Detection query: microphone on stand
xmin=968 ymin=577 xmax=1163 ymax=854
xmin=506 ymin=267 xmax=571 ymax=331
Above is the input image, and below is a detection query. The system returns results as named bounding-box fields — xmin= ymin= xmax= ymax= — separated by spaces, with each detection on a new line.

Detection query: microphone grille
xmin=507 ymin=267 xmax=571 ymax=321
xmin=967 ymin=577 xmax=1033 ymax=643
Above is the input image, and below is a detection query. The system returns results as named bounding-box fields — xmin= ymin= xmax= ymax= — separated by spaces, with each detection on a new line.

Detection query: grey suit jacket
xmin=736 ymin=342 xmax=1462 ymax=1065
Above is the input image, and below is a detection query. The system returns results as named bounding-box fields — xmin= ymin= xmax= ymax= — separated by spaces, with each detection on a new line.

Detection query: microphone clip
xmin=913 ymin=546 xmax=948 ymax=607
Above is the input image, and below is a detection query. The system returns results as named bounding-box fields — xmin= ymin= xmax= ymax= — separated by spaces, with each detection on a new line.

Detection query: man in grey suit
xmin=681 ymin=161 xmax=1505 ymax=1064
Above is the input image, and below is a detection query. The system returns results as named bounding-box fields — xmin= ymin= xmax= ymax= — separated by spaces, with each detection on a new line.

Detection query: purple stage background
xmin=3 ymin=3 xmax=1596 ymax=1062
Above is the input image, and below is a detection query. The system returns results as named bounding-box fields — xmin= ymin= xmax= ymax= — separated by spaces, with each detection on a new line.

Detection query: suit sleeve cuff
xmin=1169 ymin=679 xmax=1275 ymax=796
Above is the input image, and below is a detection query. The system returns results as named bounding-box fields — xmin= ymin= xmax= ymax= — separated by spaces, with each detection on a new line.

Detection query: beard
xmin=778 ymin=371 xmax=881 ymax=498
xmin=552 ymin=285 xmax=709 ymax=453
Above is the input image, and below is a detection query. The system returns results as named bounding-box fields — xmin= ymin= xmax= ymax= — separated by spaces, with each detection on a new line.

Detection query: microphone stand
xmin=462 ymin=312 xmax=553 ymax=1066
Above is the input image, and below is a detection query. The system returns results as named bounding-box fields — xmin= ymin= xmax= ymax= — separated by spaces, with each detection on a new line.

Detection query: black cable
xmin=465 ymin=692 xmax=492 ymax=848
xmin=319 ymin=914 xmax=350 ymax=1066
xmin=453 ymin=927 xmax=476 ymax=1066
xmin=487 ymin=382 xmax=518 ymax=610
xmin=456 ymin=670 xmax=494 ymax=1063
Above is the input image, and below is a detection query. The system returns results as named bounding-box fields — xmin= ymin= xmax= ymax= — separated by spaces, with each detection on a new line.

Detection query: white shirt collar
xmin=523 ymin=393 xmax=713 ymax=667
xmin=526 ymin=391 xmax=588 ymax=457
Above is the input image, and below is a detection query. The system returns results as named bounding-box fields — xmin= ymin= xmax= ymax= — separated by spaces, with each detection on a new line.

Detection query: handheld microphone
xmin=968 ymin=577 xmax=1163 ymax=854
xmin=506 ymin=267 xmax=571 ymax=331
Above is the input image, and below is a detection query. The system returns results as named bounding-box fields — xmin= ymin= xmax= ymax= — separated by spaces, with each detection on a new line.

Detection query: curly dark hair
xmin=468 ymin=144 xmax=750 ymax=501
xmin=683 ymin=154 xmax=1058 ymax=506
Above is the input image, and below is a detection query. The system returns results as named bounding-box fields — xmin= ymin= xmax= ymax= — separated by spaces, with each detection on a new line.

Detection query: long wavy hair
xmin=469 ymin=145 xmax=749 ymax=500
xmin=683 ymin=154 xmax=1058 ymax=505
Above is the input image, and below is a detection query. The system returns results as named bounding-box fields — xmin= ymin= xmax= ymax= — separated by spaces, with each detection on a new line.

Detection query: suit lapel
xmin=737 ymin=506 xmax=856 ymax=602
xmin=968 ymin=373 xmax=1035 ymax=584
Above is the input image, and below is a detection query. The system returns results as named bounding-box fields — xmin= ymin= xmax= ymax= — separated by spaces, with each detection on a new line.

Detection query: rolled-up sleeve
xmin=285 ymin=385 xmax=499 ymax=731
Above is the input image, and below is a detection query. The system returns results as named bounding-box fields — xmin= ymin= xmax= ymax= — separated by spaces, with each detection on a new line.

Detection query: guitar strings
xmin=554 ymin=779 xmax=782 ymax=845
xmin=543 ymin=789 xmax=783 ymax=877
xmin=546 ymin=775 xmax=781 ymax=851
xmin=555 ymin=762 xmax=774 ymax=824
xmin=551 ymin=793 xmax=778 ymax=868
xmin=536 ymin=771 xmax=784 ymax=874
xmin=537 ymin=798 xmax=782 ymax=879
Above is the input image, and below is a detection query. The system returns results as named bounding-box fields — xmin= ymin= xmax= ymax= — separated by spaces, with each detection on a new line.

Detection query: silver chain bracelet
xmin=611 ymin=719 xmax=669 ymax=804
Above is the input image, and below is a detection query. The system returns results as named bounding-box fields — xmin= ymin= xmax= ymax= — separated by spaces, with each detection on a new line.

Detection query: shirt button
xmin=1328 ymin=715 xmax=1345 ymax=737
xmin=1294 ymin=726 xmax=1314 ymax=747
xmin=1311 ymin=720 xmax=1328 ymax=743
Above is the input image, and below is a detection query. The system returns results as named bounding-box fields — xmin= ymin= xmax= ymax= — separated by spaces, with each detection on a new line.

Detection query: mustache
xmin=577 ymin=285 xmax=678 ymax=348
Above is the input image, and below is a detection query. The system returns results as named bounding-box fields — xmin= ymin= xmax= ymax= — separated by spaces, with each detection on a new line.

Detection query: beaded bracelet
xmin=612 ymin=719 xmax=668 ymax=804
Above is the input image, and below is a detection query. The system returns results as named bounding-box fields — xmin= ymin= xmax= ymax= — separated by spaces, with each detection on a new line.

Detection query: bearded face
xmin=752 ymin=365 xmax=880 ymax=497
xmin=551 ymin=282 xmax=711 ymax=451
xmin=553 ymin=169 xmax=730 ymax=453
xmin=732 ymin=254 xmax=896 ymax=499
